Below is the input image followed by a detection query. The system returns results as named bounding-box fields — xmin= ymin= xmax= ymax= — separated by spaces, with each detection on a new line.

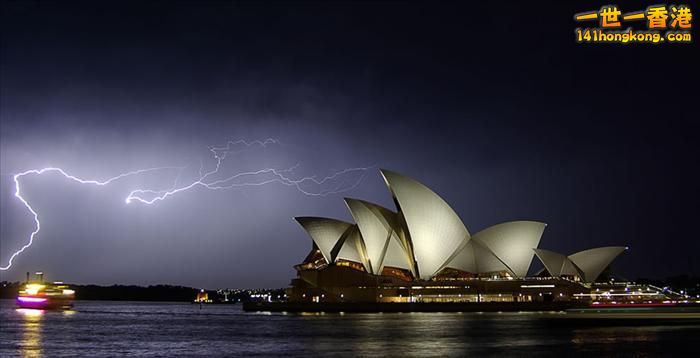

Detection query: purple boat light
xmin=17 ymin=296 xmax=48 ymax=303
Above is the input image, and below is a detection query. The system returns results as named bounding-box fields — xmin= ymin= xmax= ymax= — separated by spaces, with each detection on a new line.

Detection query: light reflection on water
xmin=1 ymin=300 xmax=699 ymax=357
xmin=572 ymin=326 xmax=659 ymax=345
xmin=16 ymin=309 xmax=43 ymax=358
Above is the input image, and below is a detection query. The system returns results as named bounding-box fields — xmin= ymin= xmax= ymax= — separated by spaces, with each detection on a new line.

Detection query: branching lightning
xmin=1 ymin=139 xmax=371 ymax=270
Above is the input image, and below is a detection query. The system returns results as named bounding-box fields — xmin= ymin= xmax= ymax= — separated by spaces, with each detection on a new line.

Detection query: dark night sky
xmin=1 ymin=1 xmax=698 ymax=288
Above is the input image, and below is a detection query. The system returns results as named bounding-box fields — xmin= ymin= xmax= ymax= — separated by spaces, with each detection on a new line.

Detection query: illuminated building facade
xmin=288 ymin=169 xmax=636 ymax=304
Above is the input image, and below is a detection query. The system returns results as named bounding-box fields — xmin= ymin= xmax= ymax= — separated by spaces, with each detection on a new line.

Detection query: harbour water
xmin=1 ymin=299 xmax=699 ymax=357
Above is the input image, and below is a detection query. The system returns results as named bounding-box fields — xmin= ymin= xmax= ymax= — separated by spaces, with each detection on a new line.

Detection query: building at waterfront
xmin=288 ymin=169 xmax=638 ymax=304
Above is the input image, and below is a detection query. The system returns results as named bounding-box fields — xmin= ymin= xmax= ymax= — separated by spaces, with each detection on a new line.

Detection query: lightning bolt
xmin=1 ymin=139 xmax=371 ymax=270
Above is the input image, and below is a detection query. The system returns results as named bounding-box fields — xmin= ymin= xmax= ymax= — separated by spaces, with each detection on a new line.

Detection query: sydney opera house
xmin=286 ymin=169 xmax=640 ymax=304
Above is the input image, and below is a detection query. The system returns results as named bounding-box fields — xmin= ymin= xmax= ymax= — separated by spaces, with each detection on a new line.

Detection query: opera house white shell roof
xmin=294 ymin=169 xmax=626 ymax=283
xmin=443 ymin=221 xmax=546 ymax=278
xmin=344 ymin=198 xmax=415 ymax=276
xmin=295 ymin=217 xmax=352 ymax=265
xmin=533 ymin=247 xmax=628 ymax=283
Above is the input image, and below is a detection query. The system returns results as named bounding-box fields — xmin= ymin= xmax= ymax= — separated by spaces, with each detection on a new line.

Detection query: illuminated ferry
xmin=16 ymin=272 xmax=75 ymax=310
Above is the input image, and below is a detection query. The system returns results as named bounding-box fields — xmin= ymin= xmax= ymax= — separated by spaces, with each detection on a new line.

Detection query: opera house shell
xmin=288 ymin=169 xmax=629 ymax=304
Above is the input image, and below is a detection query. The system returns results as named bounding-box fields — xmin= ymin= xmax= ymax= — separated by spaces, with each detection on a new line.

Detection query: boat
xmin=16 ymin=272 xmax=75 ymax=310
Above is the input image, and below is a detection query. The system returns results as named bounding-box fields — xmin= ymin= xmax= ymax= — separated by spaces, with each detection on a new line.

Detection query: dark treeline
xmin=76 ymin=284 xmax=199 ymax=301
xmin=1 ymin=282 xmax=199 ymax=302
xmin=0 ymin=281 xmax=285 ymax=302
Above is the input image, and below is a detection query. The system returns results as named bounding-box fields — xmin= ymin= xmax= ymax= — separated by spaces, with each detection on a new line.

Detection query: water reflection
xmin=2 ymin=301 xmax=699 ymax=356
xmin=16 ymin=309 xmax=44 ymax=358
xmin=572 ymin=326 xmax=661 ymax=345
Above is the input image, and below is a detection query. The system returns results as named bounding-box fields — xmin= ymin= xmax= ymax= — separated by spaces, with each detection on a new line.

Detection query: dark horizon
xmin=1 ymin=1 xmax=698 ymax=288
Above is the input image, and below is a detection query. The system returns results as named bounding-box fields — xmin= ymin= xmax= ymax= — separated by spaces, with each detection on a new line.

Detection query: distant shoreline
xmin=1 ymin=298 xmax=192 ymax=304
xmin=0 ymin=282 xmax=285 ymax=303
